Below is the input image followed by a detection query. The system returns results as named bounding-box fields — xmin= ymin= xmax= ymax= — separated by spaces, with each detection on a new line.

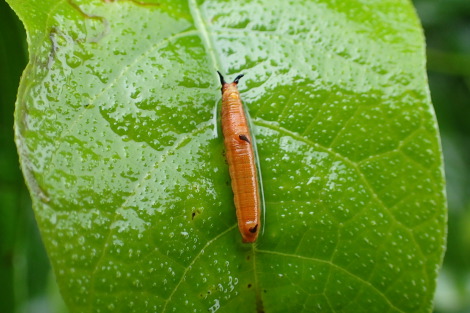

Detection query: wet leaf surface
xmin=8 ymin=0 xmax=446 ymax=312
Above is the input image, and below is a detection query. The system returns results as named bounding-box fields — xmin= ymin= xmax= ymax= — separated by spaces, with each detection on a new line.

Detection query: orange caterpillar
xmin=218 ymin=71 xmax=260 ymax=243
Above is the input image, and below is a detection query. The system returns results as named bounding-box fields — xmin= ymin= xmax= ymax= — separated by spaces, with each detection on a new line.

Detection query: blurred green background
xmin=0 ymin=0 xmax=468 ymax=312
xmin=413 ymin=1 xmax=470 ymax=312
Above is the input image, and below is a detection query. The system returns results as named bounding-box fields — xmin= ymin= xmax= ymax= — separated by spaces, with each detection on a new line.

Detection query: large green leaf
xmin=7 ymin=0 xmax=447 ymax=312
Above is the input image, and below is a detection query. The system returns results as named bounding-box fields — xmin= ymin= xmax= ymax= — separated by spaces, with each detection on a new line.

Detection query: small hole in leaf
xmin=191 ymin=209 xmax=202 ymax=220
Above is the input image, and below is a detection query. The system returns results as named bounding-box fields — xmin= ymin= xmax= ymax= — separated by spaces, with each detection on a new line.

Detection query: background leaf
xmin=413 ymin=1 xmax=470 ymax=312
xmin=0 ymin=2 xmax=61 ymax=313
xmin=0 ymin=1 xmax=26 ymax=311
xmin=6 ymin=0 xmax=446 ymax=312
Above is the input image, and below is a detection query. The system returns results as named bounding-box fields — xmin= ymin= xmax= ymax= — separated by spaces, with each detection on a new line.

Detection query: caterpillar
xmin=218 ymin=71 xmax=260 ymax=243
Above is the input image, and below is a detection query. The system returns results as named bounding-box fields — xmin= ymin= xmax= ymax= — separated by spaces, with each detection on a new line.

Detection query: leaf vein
xmin=41 ymin=29 xmax=200 ymax=180
xmin=161 ymin=223 xmax=237 ymax=313
xmin=256 ymin=249 xmax=405 ymax=313
xmin=87 ymin=123 xmax=212 ymax=308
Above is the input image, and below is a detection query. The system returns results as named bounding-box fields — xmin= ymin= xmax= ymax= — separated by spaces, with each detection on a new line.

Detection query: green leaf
xmin=0 ymin=2 xmax=29 ymax=312
xmin=8 ymin=0 xmax=447 ymax=312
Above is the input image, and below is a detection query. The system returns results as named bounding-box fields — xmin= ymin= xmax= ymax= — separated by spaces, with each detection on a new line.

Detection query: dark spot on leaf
xmin=104 ymin=0 xmax=160 ymax=4
xmin=48 ymin=29 xmax=59 ymax=68
xmin=67 ymin=0 xmax=109 ymax=42
xmin=191 ymin=208 xmax=202 ymax=220
xmin=247 ymin=283 xmax=252 ymax=288
xmin=129 ymin=0 xmax=161 ymax=7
